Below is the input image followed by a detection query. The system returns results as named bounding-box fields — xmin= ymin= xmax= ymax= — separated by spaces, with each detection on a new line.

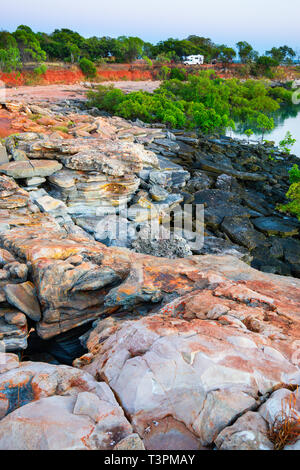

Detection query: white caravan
xmin=183 ymin=54 xmax=204 ymax=65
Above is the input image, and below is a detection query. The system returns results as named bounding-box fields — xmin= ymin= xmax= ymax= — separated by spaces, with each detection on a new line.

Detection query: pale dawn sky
xmin=1 ymin=0 xmax=299 ymax=53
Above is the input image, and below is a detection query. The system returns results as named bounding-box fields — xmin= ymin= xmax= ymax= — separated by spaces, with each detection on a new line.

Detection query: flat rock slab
xmin=0 ymin=160 xmax=62 ymax=178
xmin=4 ymin=281 xmax=41 ymax=321
xmin=195 ymin=157 xmax=266 ymax=181
xmin=253 ymin=216 xmax=299 ymax=236
xmin=221 ymin=216 xmax=267 ymax=250
xmin=0 ymin=146 xmax=9 ymax=163
xmin=194 ymin=190 xmax=252 ymax=229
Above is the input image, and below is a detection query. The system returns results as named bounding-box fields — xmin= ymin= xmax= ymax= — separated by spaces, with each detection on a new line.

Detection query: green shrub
xmin=79 ymin=58 xmax=97 ymax=78
xmin=170 ymin=67 xmax=186 ymax=81
xmin=289 ymin=164 xmax=300 ymax=184
xmin=267 ymin=86 xmax=293 ymax=104
xmin=279 ymin=131 xmax=296 ymax=154
xmin=34 ymin=64 xmax=47 ymax=75
xmin=0 ymin=46 xmax=21 ymax=72
xmin=160 ymin=66 xmax=171 ymax=80
xmin=87 ymin=70 xmax=286 ymax=134
xmin=280 ymin=182 xmax=300 ymax=220
xmin=142 ymin=56 xmax=153 ymax=67
xmin=279 ymin=161 xmax=300 ymax=219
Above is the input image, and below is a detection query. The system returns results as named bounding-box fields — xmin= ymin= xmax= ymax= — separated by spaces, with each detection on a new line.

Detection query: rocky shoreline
xmin=0 ymin=96 xmax=299 ymax=450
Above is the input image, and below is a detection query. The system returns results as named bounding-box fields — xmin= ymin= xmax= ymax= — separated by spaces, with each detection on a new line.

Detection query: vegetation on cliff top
xmin=0 ymin=25 xmax=298 ymax=77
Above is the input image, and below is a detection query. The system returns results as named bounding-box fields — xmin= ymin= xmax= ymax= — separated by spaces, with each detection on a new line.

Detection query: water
xmin=226 ymin=105 xmax=300 ymax=157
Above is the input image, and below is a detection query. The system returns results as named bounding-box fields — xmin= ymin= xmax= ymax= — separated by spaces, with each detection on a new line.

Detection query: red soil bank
xmin=0 ymin=67 xmax=154 ymax=87
xmin=0 ymin=63 xmax=298 ymax=87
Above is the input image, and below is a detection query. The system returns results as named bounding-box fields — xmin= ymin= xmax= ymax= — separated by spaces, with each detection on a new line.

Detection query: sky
xmin=1 ymin=0 xmax=300 ymax=53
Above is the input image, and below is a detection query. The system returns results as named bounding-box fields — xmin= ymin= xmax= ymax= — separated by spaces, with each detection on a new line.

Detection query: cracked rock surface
xmin=0 ymin=96 xmax=299 ymax=450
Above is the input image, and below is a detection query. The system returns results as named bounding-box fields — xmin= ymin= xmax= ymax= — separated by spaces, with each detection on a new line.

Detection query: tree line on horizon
xmin=0 ymin=25 xmax=298 ymax=75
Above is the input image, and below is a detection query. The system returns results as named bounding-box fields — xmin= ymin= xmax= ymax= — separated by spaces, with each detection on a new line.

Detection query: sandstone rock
xmin=94 ymin=215 xmax=136 ymax=248
xmin=0 ymin=353 xmax=19 ymax=374
xmin=0 ymin=308 xmax=28 ymax=351
xmin=113 ymin=433 xmax=145 ymax=450
xmin=0 ymin=146 xmax=8 ymax=164
xmin=75 ymin=251 xmax=300 ymax=449
xmin=34 ymin=195 xmax=68 ymax=215
xmin=259 ymin=388 xmax=300 ymax=426
xmin=5 ymin=262 xmax=28 ymax=281
xmin=149 ymin=168 xmax=189 ymax=190
xmin=132 ymin=225 xmax=192 ymax=258
xmin=0 ymin=359 xmax=134 ymax=450
xmin=0 ymin=160 xmax=62 ymax=179
xmin=4 ymin=282 xmax=41 ymax=321
xmin=193 ymin=390 xmax=257 ymax=445
xmin=82 ymin=268 xmax=300 ymax=448
xmin=25 ymin=177 xmax=46 ymax=187
xmin=0 ymin=175 xmax=29 ymax=209
xmin=0 ymin=248 xmax=15 ymax=266
xmin=0 ymin=396 xmax=102 ymax=449
xmin=82 ymin=310 xmax=299 ymax=448
xmin=215 ymin=411 xmax=273 ymax=450
xmin=29 ymin=104 xmax=52 ymax=116
xmin=149 ymin=184 xmax=169 ymax=202
xmin=49 ymin=168 xmax=140 ymax=213
xmin=11 ymin=149 xmax=29 ymax=161
xmin=0 ymin=175 xmax=19 ymax=197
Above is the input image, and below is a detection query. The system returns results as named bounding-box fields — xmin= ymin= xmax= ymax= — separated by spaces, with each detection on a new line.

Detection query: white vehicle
xmin=183 ymin=54 xmax=204 ymax=65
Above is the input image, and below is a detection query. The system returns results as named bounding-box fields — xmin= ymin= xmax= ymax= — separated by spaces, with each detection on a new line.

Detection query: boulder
xmin=4 ymin=282 xmax=41 ymax=321
xmin=0 ymin=359 xmax=133 ymax=449
xmin=215 ymin=411 xmax=273 ymax=450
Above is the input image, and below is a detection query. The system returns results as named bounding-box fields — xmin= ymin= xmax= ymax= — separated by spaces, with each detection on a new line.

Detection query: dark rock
xmin=186 ymin=171 xmax=212 ymax=192
xmin=195 ymin=190 xmax=252 ymax=229
xmin=153 ymin=138 xmax=180 ymax=153
xmin=194 ymin=157 xmax=266 ymax=181
xmin=252 ymin=217 xmax=299 ymax=236
xmin=241 ymin=192 xmax=273 ymax=216
xmin=221 ymin=216 xmax=267 ymax=250
xmin=194 ymin=235 xmax=251 ymax=263
xmin=215 ymin=174 xmax=236 ymax=191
